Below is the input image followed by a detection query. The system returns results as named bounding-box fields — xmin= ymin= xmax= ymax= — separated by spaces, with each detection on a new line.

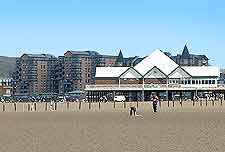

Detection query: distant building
xmin=166 ymin=45 xmax=209 ymax=66
xmin=13 ymin=54 xmax=58 ymax=96
xmin=95 ymin=54 xmax=118 ymax=67
xmin=62 ymin=50 xmax=119 ymax=93
xmin=0 ymin=78 xmax=12 ymax=96
xmin=0 ymin=57 xmax=16 ymax=96
xmin=13 ymin=50 xmax=143 ymax=95
xmin=61 ymin=50 xmax=141 ymax=93
xmin=114 ymin=50 xmax=144 ymax=67
xmin=219 ymin=69 xmax=225 ymax=84
xmin=12 ymin=46 xmax=210 ymax=96
xmin=62 ymin=51 xmax=96 ymax=93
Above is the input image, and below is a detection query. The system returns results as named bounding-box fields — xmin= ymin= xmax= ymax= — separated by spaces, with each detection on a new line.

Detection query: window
xmin=188 ymin=80 xmax=191 ymax=84
xmin=181 ymin=80 xmax=184 ymax=84
xmin=209 ymin=80 xmax=212 ymax=84
xmin=192 ymin=80 xmax=195 ymax=84
xmin=196 ymin=80 xmax=198 ymax=84
xmin=205 ymin=80 xmax=208 ymax=84
xmin=202 ymin=80 xmax=205 ymax=84
xmin=199 ymin=80 xmax=201 ymax=84
xmin=212 ymin=80 xmax=215 ymax=84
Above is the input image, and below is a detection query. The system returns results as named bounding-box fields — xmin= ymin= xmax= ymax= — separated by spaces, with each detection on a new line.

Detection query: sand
xmin=0 ymin=102 xmax=225 ymax=152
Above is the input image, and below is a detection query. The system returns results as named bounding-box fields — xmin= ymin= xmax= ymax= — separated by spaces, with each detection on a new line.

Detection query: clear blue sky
xmin=0 ymin=0 xmax=225 ymax=66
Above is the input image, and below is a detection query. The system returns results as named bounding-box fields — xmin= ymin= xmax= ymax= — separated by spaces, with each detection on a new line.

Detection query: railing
xmin=86 ymin=84 xmax=143 ymax=90
xmin=86 ymin=84 xmax=178 ymax=90
xmin=85 ymin=84 xmax=225 ymax=91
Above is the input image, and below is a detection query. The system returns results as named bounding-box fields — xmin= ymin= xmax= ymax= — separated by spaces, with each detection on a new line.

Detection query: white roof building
xmin=95 ymin=49 xmax=220 ymax=79
xmin=87 ymin=49 xmax=223 ymax=92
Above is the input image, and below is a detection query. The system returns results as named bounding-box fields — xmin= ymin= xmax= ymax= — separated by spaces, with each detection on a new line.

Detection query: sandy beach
xmin=0 ymin=102 xmax=225 ymax=152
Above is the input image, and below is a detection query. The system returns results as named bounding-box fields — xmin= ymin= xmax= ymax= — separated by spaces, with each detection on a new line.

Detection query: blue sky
xmin=0 ymin=0 xmax=225 ymax=66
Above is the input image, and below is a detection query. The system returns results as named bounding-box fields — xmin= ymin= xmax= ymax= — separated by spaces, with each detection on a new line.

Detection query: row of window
xmin=40 ymin=65 xmax=46 ymax=69
xmin=170 ymin=79 xmax=216 ymax=85
xmin=0 ymin=82 xmax=11 ymax=86
xmin=123 ymin=78 xmax=139 ymax=81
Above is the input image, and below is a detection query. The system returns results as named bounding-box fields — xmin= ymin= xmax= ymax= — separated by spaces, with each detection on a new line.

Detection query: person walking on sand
xmin=50 ymin=100 xmax=54 ymax=111
xmin=151 ymin=94 xmax=159 ymax=112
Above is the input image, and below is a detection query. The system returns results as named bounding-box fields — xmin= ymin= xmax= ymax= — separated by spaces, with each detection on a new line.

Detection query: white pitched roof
xmin=134 ymin=49 xmax=178 ymax=75
xmin=120 ymin=68 xmax=142 ymax=78
xmin=169 ymin=67 xmax=191 ymax=78
xmin=144 ymin=66 xmax=167 ymax=78
xmin=95 ymin=67 xmax=129 ymax=78
xmin=182 ymin=66 xmax=220 ymax=77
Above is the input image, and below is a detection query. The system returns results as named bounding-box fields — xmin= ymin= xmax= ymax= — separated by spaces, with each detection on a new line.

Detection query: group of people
xmin=130 ymin=93 xmax=160 ymax=116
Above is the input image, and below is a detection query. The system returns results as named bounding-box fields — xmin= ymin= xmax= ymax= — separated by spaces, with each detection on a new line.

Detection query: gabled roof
xmin=65 ymin=50 xmax=100 ymax=55
xmin=95 ymin=67 xmax=129 ymax=78
xmin=168 ymin=66 xmax=191 ymax=78
xmin=143 ymin=66 xmax=167 ymax=78
xmin=134 ymin=49 xmax=179 ymax=76
xmin=66 ymin=51 xmax=90 ymax=56
xmin=182 ymin=66 xmax=219 ymax=77
xmin=193 ymin=54 xmax=209 ymax=60
xmin=119 ymin=67 xmax=143 ymax=78
xmin=22 ymin=54 xmax=55 ymax=58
